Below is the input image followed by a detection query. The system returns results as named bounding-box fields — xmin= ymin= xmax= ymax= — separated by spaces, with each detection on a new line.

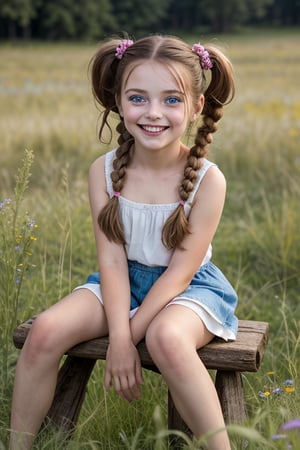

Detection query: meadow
xmin=0 ymin=30 xmax=299 ymax=448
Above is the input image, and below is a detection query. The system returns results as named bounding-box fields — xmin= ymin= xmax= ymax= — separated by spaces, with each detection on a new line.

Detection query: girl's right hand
xmin=104 ymin=339 xmax=143 ymax=402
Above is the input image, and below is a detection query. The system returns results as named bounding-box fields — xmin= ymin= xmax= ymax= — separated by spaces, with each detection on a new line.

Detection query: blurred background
xmin=0 ymin=0 xmax=299 ymax=41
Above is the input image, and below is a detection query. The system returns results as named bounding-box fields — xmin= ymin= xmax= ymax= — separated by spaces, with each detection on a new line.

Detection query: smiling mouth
xmin=139 ymin=125 xmax=168 ymax=133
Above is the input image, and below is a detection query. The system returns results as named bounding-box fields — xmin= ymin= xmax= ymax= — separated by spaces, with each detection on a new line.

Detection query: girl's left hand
xmin=104 ymin=339 xmax=144 ymax=402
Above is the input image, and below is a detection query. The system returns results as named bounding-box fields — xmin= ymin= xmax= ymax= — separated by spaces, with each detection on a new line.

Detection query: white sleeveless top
xmin=105 ymin=149 xmax=216 ymax=267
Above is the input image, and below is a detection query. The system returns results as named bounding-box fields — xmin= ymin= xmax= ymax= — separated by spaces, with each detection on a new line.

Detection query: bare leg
xmin=145 ymin=305 xmax=231 ymax=450
xmin=9 ymin=289 xmax=108 ymax=450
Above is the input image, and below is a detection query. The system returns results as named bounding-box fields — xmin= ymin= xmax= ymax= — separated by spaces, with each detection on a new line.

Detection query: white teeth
xmin=142 ymin=125 xmax=165 ymax=132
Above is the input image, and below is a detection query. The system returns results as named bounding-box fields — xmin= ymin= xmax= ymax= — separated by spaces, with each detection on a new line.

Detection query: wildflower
xmin=282 ymin=419 xmax=300 ymax=431
xmin=284 ymin=380 xmax=295 ymax=393
xmin=259 ymin=374 xmax=296 ymax=399
xmin=0 ymin=198 xmax=12 ymax=210
xmin=272 ymin=387 xmax=283 ymax=395
xmin=27 ymin=218 xmax=36 ymax=229
xmin=271 ymin=434 xmax=287 ymax=440
xmin=258 ymin=391 xmax=271 ymax=399
xmin=284 ymin=386 xmax=295 ymax=393
xmin=29 ymin=236 xmax=37 ymax=241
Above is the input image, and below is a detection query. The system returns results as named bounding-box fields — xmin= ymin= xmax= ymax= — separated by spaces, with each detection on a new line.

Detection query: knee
xmin=145 ymin=319 xmax=184 ymax=371
xmin=21 ymin=313 xmax=61 ymax=364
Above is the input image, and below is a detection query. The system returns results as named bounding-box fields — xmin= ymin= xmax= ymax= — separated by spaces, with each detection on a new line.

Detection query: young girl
xmin=10 ymin=35 xmax=238 ymax=450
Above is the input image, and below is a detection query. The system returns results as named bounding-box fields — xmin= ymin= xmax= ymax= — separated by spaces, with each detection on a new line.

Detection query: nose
xmin=145 ymin=101 xmax=162 ymax=120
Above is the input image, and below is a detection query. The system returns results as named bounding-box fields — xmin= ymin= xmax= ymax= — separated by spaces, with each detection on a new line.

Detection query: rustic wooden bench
xmin=13 ymin=317 xmax=269 ymax=446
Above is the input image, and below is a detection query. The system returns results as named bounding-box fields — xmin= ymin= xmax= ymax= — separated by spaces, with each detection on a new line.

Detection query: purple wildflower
xmin=272 ymin=387 xmax=283 ymax=394
xmin=0 ymin=198 xmax=12 ymax=210
xmin=282 ymin=419 xmax=300 ymax=431
xmin=27 ymin=218 xmax=36 ymax=229
xmin=271 ymin=434 xmax=287 ymax=440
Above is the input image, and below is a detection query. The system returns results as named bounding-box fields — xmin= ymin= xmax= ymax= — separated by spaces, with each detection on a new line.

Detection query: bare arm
xmin=88 ymin=156 xmax=143 ymax=400
xmin=130 ymin=165 xmax=227 ymax=345
xmin=88 ymin=156 xmax=131 ymax=339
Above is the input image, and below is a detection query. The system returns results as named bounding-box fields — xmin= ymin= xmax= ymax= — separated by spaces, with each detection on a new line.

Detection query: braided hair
xmin=89 ymin=35 xmax=235 ymax=249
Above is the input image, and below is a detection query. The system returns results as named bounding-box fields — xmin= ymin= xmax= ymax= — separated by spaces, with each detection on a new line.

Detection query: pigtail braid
xmin=192 ymin=45 xmax=235 ymax=161
xmin=162 ymin=44 xmax=235 ymax=251
xmin=162 ymin=148 xmax=203 ymax=250
xmin=97 ymin=124 xmax=133 ymax=245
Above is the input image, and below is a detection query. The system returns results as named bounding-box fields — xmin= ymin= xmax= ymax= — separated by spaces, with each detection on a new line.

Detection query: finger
xmin=126 ymin=375 xmax=141 ymax=400
xmin=115 ymin=374 xmax=140 ymax=402
xmin=104 ymin=370 xmax=112 ymax=392
xmin=116 ymin=381 xmax=135 ymax=402
xmin=113 ymin=375 xmax=122 ymax=394
xmin=135 ymin=360 xmax=144 ymax=386
xmin=118 ymin=388 xmax=135 ymax=402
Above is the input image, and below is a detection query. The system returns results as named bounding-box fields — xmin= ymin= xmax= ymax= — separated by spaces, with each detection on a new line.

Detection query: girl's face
xmin=118 ymin=61 xmax=203 ymax=154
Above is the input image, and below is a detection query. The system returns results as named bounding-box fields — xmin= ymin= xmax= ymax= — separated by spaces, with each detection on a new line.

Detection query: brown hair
xmin=90 ymin=35 xmax=235 ymax=249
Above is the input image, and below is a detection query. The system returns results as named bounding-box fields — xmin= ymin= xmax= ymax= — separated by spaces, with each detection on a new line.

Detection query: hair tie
xmin=179 ymin=200 xmax=186 ymax=206
xmin=115 ymin=39 xmax=134 ymax=60
xmin=113 ymin=191 xmax=121 ymax=198
xmin=192 ymin=43 xmax=213 ymax=70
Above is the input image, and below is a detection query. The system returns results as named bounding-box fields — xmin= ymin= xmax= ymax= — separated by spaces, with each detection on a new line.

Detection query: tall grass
xmin=0 ymin=31 xmax=299 ymax=448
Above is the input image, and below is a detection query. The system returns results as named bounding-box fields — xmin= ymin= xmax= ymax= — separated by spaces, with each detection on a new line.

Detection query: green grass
xmin=0 ymin=30 xmax=299 ymax=448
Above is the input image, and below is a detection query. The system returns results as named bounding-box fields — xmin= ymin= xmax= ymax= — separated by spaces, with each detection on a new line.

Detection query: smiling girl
xmin=10 ymin=35 xmax=237 ymax=450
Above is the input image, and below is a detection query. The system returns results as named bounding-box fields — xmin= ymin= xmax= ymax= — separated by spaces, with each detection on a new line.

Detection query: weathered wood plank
xmin=215 ymin=371 xmax=247 ymax=423
xmin=13 ymin=318 xmax=269 ymax=372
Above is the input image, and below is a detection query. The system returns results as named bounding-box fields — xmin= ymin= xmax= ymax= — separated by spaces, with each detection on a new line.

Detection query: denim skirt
xmin=75 ymin=260 xmax=238 ymax=341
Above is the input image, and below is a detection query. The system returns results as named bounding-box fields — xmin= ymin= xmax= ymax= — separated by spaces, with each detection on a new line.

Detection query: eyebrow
xmin=125 ymin=88 xmax=185 ymax=96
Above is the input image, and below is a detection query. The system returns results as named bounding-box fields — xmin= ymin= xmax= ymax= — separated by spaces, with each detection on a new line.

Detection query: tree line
xmin=0 ymin=0 xmax=299 ymax=41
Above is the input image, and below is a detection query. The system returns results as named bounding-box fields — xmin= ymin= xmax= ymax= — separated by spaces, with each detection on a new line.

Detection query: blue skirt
xmin=76 ymin=260 xmax=238 ymax=341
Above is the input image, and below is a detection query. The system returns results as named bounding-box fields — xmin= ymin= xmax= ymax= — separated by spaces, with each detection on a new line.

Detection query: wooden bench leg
xmin=215 ymin=371 xmax=247 ymax=424
xmin=45 ymin=356 xmax=96 ymax=433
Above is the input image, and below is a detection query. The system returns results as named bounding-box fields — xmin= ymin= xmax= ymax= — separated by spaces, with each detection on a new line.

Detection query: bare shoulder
xmin=88 ymin=153 xmax=109 ymax=209
xmin=88 ymin=154 xmax=107 ymax=190
xmin=188 ymin=164 xmax=227 ymax=226
xmin=205 ymin=163 xmax=226 ymax=185
xmin=196 ymin=163 xmax=226 ymax=198
xmin=89 ymin=153 xmax=106 ymax=179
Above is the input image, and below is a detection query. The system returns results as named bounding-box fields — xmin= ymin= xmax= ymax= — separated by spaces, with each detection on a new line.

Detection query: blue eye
xmin=166 ymin=96 xmax=181 ymax=105
xmin=129 ymin=95 xmax=145 ymax=103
